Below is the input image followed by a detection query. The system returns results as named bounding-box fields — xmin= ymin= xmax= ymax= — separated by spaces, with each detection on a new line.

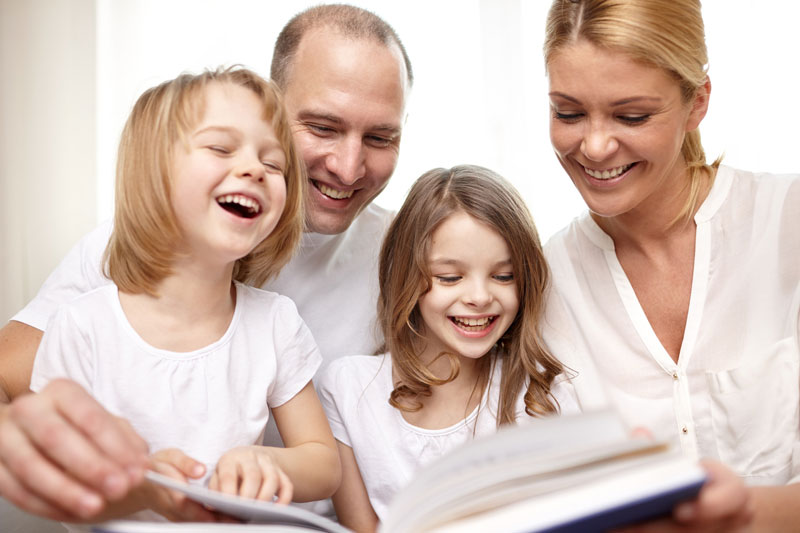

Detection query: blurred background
xmin=0 ymin=1 xmax=799 ymax=529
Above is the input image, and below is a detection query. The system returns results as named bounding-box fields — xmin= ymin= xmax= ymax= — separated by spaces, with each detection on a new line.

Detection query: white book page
xmin=143 ymin=471 xmax=350 ymax=533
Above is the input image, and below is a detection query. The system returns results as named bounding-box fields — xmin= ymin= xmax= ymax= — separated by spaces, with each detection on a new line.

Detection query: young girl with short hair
xmin=318 ymin=165 xmax=579 ymax=532
xmin=30 ymin=67 xmax=340 ymax=523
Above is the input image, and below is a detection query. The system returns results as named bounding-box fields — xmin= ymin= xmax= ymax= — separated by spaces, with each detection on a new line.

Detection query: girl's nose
xmin=463 ymin=279 xmax=492 ymax=307
xmin=236 ymin=151 xmax=266 ymax=183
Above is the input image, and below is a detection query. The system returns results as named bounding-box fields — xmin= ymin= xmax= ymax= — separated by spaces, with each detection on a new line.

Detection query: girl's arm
xmin=211 ymin=381 xmax=341 ymax=503
xmin=332 ymin=441 xmax=379 ymax=533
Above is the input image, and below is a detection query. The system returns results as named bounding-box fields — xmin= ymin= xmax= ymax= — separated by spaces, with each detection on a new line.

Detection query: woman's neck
xmin=118 ymin=259 xmax=237 ymax=352
xmin=593 ymin=167 xmax=712 ymax=253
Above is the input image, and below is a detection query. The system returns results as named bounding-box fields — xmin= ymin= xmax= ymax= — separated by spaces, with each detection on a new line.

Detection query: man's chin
xmin=304 ymin=210 xmax=357 ymax=235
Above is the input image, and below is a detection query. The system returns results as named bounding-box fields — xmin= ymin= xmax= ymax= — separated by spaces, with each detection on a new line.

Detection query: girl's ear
xmin=686 ymin=77 xmax=711 ymax=132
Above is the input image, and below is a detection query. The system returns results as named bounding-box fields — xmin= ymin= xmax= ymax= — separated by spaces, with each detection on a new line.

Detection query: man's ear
xmin=686 ymin=77 xmax=711 ymax=132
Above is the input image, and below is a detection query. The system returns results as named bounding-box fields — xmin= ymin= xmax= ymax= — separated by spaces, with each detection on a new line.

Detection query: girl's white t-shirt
xmin=317 ymin=353 xmax=579 ymax=522
xmin=31 ymin=281 xmax=322 ymax=480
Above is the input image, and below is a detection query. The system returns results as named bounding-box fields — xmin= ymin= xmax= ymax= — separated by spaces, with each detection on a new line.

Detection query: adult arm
xmin=332 ymin=441 xmax=379 ymax=533
xmin=0 ymin=319 xmax=150 ymax=520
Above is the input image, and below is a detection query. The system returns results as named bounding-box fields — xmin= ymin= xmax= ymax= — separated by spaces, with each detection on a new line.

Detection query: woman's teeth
xmin=584 ymin=162 xmax=634 ymax=180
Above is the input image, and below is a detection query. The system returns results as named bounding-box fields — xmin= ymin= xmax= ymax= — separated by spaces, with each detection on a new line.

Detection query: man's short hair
xmin=270 ymin=3 xmax=413 ymax=90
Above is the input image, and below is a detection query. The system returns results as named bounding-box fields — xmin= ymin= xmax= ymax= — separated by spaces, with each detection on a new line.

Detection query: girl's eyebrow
xmin=429 ymin=257 xmax=513 ymax=268
xmin=193 ymin=125 xmax=239 ymax=137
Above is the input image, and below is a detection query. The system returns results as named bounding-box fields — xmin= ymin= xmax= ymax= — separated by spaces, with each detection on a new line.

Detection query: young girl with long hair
xmin=30 ymin=67 xmax=340 ymax=523
xmin=318 ymin=165 xmax=578 ymax=532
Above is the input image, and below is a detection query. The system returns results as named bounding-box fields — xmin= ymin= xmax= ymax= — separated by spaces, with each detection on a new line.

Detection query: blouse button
xmin=672 ymin=372 xmax=679 ymax=380
xmin=681 ymin=426 xmax=688 ymax=434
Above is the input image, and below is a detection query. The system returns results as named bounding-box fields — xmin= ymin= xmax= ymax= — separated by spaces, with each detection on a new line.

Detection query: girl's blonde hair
xmin=544 ymin=0 xmax=721 ymax=223
xmin=104 ymin=66 xmax=305 ymax=295
xmin=378 ymin=165 xmax=564 ymax=426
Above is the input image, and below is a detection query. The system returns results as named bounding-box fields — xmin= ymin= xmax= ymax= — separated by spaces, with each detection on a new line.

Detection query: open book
xmin=381 ymin=410 xmax=706 ymax=532
xmin=93 ymin=410 xmax=704 ymax=533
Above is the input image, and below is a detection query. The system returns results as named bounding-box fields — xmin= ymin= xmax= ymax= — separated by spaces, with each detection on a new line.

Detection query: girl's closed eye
xmin=493 ymin=273 xmax=514 ymax=283
xmin=209 ymin=145 xmax=231 ymax=154
xmin=434 ymin=275 xmax=461 ymax=284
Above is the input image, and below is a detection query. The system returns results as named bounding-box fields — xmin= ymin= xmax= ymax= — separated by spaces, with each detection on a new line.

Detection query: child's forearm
xmin=259 ymin=442 xmax=342 ymax=502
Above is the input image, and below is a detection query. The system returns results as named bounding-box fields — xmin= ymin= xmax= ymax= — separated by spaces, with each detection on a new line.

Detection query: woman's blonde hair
xmin=379 ymin=165 xmax=564 ymax=426
xmin=104 ymin=66 xmax=305 ymax=295
xmin=544 ymin=0 xmax=721 ymax=222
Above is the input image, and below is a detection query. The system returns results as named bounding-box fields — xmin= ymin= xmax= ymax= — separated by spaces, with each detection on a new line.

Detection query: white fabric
xmin=14 ymin=203 xmax=394 ymax=367
xmin=14 ymin=203 xmax=393 ymax=520
xmin=543 ymin=165 xmax=800 ymax=486
xmin=30 ymin=281 xmax=321 ymax=479
xmin=317 ymin=353 xmax=579 ymax=521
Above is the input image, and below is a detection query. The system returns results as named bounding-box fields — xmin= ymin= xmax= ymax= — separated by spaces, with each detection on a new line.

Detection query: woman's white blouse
xmin=543 ymin=165 xmax=800 ymax=486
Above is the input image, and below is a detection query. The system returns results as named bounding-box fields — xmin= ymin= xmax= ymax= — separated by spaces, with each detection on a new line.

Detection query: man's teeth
xmin=317 ymin=182 xmax=354 ymax=200
xmin=217 ymin=194 xmax=261 ymax=214
xmin=452 ymin=316 xmax=493 ymax=329
xmin=584 ymin=163 xmax=634 ymax=180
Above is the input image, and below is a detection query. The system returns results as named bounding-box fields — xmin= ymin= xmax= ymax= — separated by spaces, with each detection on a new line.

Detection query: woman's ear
xmin=686 ymin=77 xmax=711 ymax=132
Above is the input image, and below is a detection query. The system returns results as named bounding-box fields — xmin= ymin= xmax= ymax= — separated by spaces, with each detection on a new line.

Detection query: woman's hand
xmin=209 ymin=445 xmax=293 ymax=504
xmin=617 ymin=459 xmax=753 ymax=532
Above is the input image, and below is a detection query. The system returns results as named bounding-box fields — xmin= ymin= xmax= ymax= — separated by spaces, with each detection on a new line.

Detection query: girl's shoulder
xmin=318 ymin=353 xmax=391 ymax=395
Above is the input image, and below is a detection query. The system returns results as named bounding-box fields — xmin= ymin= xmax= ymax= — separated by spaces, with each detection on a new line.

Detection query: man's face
xmin=282 ymin=28 xmax=409 ymax=235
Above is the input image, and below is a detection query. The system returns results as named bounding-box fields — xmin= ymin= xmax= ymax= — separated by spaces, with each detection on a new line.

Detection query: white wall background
xmin=2 ymin=0 xmax=799 ymax=324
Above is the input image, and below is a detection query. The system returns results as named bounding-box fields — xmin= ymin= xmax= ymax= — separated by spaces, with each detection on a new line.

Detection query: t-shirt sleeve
xmin=266 ymin=296 xmax=323 ymax=408
xmin=30 ymin=303 xmax=94 ymax=394
xmin=12 ymin=221 xmax=112 ymax=331
xmin=317 ymin=359 xmax=353 ymax=447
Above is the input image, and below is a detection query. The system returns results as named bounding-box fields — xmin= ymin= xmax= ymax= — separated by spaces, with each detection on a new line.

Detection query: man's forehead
xmin=282 ymin=28 xmax=409 ymax=130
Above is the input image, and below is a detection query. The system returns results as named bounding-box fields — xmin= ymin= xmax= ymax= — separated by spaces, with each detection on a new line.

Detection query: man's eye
xmin=307 ymin=124 xmax=335 ymax=135
xmin=366 ymin=135 xmax=393 ymax=148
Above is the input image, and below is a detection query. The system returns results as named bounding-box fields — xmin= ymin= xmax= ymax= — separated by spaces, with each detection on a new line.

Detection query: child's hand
xmin=209 ymin=445 xmax=293 ymax=504
xmin=143 ymin=448 xmax=219 ymax=522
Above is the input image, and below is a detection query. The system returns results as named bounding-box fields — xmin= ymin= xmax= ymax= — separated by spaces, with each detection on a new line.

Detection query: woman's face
xmin=547 ymin=40 xmax=708 ymax=221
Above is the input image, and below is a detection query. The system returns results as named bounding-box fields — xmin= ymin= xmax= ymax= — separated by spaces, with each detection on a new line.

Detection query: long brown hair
xmin=544 ymin=0 xmax=721 ymax=223
xmin=104 ymin=66 xmax=305 ymax=295
xmin=378 ymin=165 xmax=564 ymax=426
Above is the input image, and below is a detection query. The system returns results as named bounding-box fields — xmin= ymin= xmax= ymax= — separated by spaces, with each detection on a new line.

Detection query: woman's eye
xmin=618 ymin=114 xmax=650 ymax=124
xmin=553 ymin=111 xmax=583 ymax=122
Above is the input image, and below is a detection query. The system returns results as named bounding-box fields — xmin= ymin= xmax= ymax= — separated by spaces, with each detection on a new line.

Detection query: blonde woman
xmin=542 ymin=0 xmax=800 ymax=529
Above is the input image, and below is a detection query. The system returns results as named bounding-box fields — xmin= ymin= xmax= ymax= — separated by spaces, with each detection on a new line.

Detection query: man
xmin=0 ymin=3 xmax=411 ymax=522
